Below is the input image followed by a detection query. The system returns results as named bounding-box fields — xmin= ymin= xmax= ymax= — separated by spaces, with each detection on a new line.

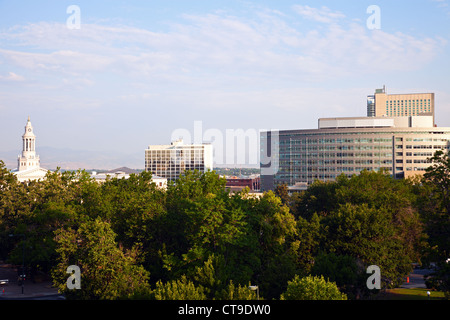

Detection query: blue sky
xmin=1 ymin=0 xmax=449 ymax=169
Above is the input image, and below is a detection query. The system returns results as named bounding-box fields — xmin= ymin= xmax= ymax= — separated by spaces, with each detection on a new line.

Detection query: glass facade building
xmin=260 ymin=116 xmax=450 ymax=191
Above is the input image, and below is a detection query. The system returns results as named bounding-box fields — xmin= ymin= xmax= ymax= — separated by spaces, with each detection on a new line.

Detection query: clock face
xmin=28 ymin=128 xmax=31 ymax=132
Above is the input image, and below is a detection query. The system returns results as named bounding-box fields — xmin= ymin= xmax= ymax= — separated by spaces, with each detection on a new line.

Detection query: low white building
xmin=91 ymin=170 xmax=168 ymax=189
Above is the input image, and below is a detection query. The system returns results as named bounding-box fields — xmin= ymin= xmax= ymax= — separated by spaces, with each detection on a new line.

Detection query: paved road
xmin=400 ymin=268 xmax=434 ymax=289
xmin=0 ymin=263 xmax=64 ymax=300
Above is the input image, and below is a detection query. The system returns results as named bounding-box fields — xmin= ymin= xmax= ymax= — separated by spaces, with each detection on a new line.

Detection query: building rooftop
xmin=318 ymin=115 xmax=434 ymax=129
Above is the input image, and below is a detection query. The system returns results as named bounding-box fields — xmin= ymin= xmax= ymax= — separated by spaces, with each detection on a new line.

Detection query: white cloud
xmin=0 ymin=71 xmax=25 ymax=82
xmin=292 ymin=5 xmax=346 ymax=24
xmin=0 ymin=8 xmax=444 ymax=100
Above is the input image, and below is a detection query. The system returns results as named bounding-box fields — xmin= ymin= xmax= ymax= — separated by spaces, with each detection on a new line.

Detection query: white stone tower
xmin=17 ymin=116 xmax=40 ymax=171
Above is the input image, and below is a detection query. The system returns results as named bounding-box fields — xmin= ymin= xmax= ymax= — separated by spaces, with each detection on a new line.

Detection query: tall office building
xmin=261 ymin=90 xmax=449 ymax=192
xmin=145 ymin=139 xmax=213 ymax=181
xmin=367 ymin=86 xmax=435 ymax=124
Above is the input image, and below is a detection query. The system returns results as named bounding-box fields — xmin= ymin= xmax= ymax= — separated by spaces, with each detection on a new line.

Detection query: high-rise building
xmin=367 ymin=86 xmax=435 ymax=124
xmin=261 ymin=90 xmax=449 ymax=192
xmin=13 ymin=117 xmax=50 ymax=182
xmin=145 ymin=139 xmax=213 ymax=181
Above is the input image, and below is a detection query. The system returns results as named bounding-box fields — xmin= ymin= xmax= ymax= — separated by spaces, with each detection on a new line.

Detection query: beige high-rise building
xmin=145 ymin=139 xmax=213 ymax=181
xmin=367 ymin=86 xmax=435 ymax=124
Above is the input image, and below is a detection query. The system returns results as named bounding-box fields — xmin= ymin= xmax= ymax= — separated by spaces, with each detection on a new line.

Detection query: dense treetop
xmin=0 ymin=153 xmax=449 ymax=300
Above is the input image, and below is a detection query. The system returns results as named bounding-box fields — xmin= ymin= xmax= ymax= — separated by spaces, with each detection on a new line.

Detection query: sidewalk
xmin=0 ymin=263 xmax=64 ymax=300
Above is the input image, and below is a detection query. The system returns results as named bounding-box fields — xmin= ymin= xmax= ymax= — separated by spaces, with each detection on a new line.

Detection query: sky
xmin=1 ymin=0 xmax=450 ymax=169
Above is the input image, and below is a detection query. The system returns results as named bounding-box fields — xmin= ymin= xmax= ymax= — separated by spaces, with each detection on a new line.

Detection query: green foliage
xmin=290 ymin=170 xmax=426 ymax=290
xmin=153 ymin=275 xmax=206 ymax=300
xmin=274 ymin=183 xmax=290 ymax=206
xmin=311 ymin=252 xmax=361 ymax=297
xmin=423 ymin=150 xmax=450 ymax=215
xmin=419 ymin=150 xmax=450 ymax=298
xmin=280 ymin=275 xmax=347 ymax=300
xmin=0 ymin=159 xmax=446 ymax=300
xmin=52 ymin=218 xmax=151 ymax=300
xmin=215 ymin=281 xmax=258 ymax=300
xmin=294 ymin=214 xmax=323 ymax=274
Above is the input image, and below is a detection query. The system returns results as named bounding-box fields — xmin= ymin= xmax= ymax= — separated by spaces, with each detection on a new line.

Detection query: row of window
xmin=19 ymin=162 xmax=38 ymax=167
xmin=275 ymin=168 xmax=395 ymax=181
xmin=279 ymin=138 xmax=392 ymax=145
xmin=279 ymin=158 xmax=394 ymax=166
xmin=146 ymin=164 xmax=206 ymax=169
xmin=386 ymin=98 xmax=431 ymax=105
xmin=273 ymin=131 xmax=450 ymax=139
xmin=280 ymin=140 xmax=449 ymax=147
xmin=280 ymin=152 xmax=394 ymax=158
xmin=277 ymin=146 xmax=448 ymax=160
xmin=396 ymin=159 xmax=430 ymax=163
xmin=280 ymin=145 xmax=392 ymax=152
xmin=274 ymin=164 xmax=429 ymax=182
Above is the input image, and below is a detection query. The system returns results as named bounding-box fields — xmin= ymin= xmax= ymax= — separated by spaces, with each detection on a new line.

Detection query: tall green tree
xmin=419 ymin=150 xmax=450 ymax=297
xmin=280 ymin=275 xmax=347 ymax=300
xmin=152 ymin=275 xmax=206 ymax=300
xmin=291 ymin=171 xmax=425 ymax=291
xmin=215 ymin=280 xmax=258 ymax=300
xmin=311 ymin=251 xmax=363 ymax=299
xmin=423 ymin=150 xmax=450 ymax=215
xmin=52 ymin=218 xmax=151 ymax=300
xmin=245 ymin=191 xmax=299 ymax=299
xmin=156 ymin=171 xmax=253 ymax=295
xmin=322 ymin=203 xmax=414 ymax=288
xmin=274 ymin=183 xmax=290 ymax=206
xmin=0 ymin=160 xmax=19 ymax=259
xmin=294 ymin=213 xmax=323 ymax=274
xmin=421 ymin=150 xmax=450 ymax=259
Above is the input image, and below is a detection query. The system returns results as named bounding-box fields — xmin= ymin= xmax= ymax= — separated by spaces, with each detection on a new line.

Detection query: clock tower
xmin=17 ymin=116 xmax=40 ymax=171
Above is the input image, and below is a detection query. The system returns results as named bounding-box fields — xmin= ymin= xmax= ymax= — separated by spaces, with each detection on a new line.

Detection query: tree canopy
xmin=0 ymin=157 xmax=448 ymax=300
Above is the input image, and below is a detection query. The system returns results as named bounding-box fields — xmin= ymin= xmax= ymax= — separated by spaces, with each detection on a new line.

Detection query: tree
xmin=156 ymin=171 xmax=258 ymax=291
xmin=280 ymin=275 xmax=347 ymax=300
xmin=420 ymin=150 xmax=450 ymax=298
xmin=0 ymin=160 xmax=19 ymax=259
xmin=421 ymin=150 xmax=450 ymax=260
xmin=322 ymin=203 xmax=413 ymax=288
xmin=52 ymin=218 xmax=151 ymax=300
xmin=245 ymin=191 xmax=299 ymax=299
xmin=152 ymin=275 xmax=206 ymax=300
xmin=2 ymin=169 xmax=94 ymax=276
xmin=292 ymin=170 xmax=425 ymax=290
xmin=274 ymin=183 xmax=290 ymax=206
xmin=215 ymin=280 xmax=258 ymax=300
xmin=294 ymin=213 xmax=323 ymax=274
xmin=423 ymin=150 xmax=450 ymax=216
xmin=0 ymin=160 xmax=17 ymax=188
xmin=311 ymin=251 xmax=363 ymax=299
xmin=91 ymin=170 xmax=167 ymax=276
xmin=290 ymin=180 xmax=339 ymax=220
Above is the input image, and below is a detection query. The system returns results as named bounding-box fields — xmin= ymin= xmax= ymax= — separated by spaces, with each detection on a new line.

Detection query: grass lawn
xmin=380 ymin=288 xmax=446 ymax=300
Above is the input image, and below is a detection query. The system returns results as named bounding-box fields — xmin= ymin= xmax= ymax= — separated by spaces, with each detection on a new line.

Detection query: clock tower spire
xmin=17 ymin=116 xmax=40 ymax=171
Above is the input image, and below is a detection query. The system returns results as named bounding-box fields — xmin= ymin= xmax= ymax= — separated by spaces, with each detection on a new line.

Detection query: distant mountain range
xmin=1 ymin=146 xmax=260 ymax=172
xmin=98 ymin=167 xmax=143 ymax=174
xmin=0 ymin=146 xmax=143 ymax=171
